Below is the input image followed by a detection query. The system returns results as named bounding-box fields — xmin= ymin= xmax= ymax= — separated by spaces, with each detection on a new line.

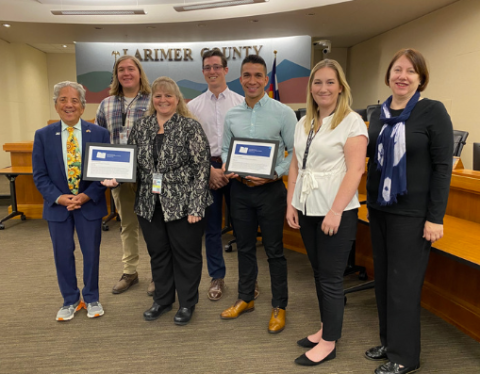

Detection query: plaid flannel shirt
xmin=95 ymin=93 xmax=150 ymax=144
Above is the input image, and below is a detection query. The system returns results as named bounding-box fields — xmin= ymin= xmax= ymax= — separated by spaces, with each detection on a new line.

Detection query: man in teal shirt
xmin=220 ymin=55 xmax=296 ymax=334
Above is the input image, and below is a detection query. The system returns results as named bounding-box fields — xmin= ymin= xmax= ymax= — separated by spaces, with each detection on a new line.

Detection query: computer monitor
xmin=473 ymin=143 xmax=480 ymax=171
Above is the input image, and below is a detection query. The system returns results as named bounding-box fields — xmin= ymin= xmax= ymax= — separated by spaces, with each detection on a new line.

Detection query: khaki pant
xmin=111 ymin=183 xmax=139 ymax=274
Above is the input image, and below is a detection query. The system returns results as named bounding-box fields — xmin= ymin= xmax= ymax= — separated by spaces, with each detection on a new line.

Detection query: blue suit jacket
xmin=32 ymin=120 xmax=111 ymax=222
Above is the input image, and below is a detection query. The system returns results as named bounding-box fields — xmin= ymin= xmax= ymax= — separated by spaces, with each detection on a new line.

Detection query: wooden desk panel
xmin=353 ymin=163 xmax=480 ymax=342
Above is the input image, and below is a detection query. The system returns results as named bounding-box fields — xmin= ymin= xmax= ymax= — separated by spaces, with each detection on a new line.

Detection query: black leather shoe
xmin=294 ymin=348 xmax=336 ymax=366
xmin=297 ymin=337 xmax=319 ymax=348
xmin=375 ymin=361 xmax=420 ymax=374
xmin=143 ymin=302 xmax=172 ymax=321
xmin=174 ymin=305 xmax=195 ymax=325
xmin=365 ymin=345 xmax=388 ymax=361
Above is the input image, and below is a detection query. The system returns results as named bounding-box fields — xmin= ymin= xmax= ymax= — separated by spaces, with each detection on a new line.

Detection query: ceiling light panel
xmin=37 ymin=0 xmax=206 ymax=5
xmin=175 ymin=0 xmax=268 ymax=12
xmin=51 ymin=9 xmax=147 ymax=15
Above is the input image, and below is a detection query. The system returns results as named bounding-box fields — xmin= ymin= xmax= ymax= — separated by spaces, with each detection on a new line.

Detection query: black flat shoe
xmin=365 ymin=345 xmax=388 ymax=361
xmin=375 ymin=361 xmax=420 ymax=374
xmin=174 ymin=305 xmax=195 ymax=325
xmin=294 ymin=348 xmax=336 ymax=366
xmin=143 ymin=302 xmax=172 ymax=321
xmin=297 ymin=337 xmax=319 ymax=348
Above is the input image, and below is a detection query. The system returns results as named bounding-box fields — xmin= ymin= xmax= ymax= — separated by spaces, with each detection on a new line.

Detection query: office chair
xmin=296 ymin=108 xmax=306 ymax=121
xmin=366 ymin=104 xmax=381 ymax=123
xmin=343 ymin=201 xmax=375 ymax=304
xmin=474 ymin=143 xmax=480 ymax=171
xmin=102 ymin=189 xmax=120 ymax=231
xmin=354 ymin=108 xmax=368 ymax=122
xmin=223 ymin=204 xmax=262 ymax=252
xmin=453 ymin=130 xmax=469 ymax=157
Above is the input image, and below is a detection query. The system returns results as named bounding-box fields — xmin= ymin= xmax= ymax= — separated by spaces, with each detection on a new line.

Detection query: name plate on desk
xmin=225 ymin=137 xmax=279 ymax=179
xmin=83 ymin=143 xmax=137 ymax=183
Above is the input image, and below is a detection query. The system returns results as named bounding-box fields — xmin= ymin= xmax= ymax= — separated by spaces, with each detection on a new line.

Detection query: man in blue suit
xmin=33 ymin=81 xmax=110 ymax=321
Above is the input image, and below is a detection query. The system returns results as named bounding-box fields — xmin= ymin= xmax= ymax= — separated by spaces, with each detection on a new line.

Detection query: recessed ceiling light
xmin=2 ymin=24 xmax=11 ymax=28
xmin=95 ymin=27 xmax=103 ymax=30
xmin=147 ymin=26 xmax=156 ymax=29
xmin=175 ymin=0 xmax=268 ymax=12
xmin=73 ymin=41 xmax=77 ymax=44
xmin=307 ymin=13 xmax=315 ymax=16
xmin=62 ymin=45 xmax=67 ymax=48
xmin=52 ymin=9 xmax=146 ymax=15
xmin=250 ymin=19 xmax=259 ymax=23
xmin=197 ymin=24 xmax=206 ymax=28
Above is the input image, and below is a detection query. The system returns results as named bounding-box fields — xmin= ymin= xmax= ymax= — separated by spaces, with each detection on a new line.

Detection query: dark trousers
xmin=48 ymin=210 xmax=102 ymax=306
xmin=204 ymin=160 xmax=231 ymax=279
xmin=231 ymin=179 xmax=288 ymax=309
xmin=298 ymin=209 xmax=358 ymax=341
xmin=369 ymin=207 xmax=431 ymax=367
xmin=138 ymin=205 xmax=205 ymax=308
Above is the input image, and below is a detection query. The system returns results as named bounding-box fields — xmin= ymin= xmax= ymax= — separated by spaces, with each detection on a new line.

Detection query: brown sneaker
xmin=208 ymin=278 xmax=225 ymax=301
xmin=147 ymin=279 xmax=155 ymax=297
xmin=268 ymin=307 xmax=285 ymax=334
xmin=254 ymin=281 xmax=260 ymax=300
xmin=112 ymin=272 xmax=139 ymax=294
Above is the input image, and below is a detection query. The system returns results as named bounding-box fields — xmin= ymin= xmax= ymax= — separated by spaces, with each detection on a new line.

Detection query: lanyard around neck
xmin=121 ymin=95 xmax=137 ymax=126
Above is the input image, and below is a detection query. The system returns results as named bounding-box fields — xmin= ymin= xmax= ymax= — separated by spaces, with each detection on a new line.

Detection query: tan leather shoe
xmin=220 ymin=299 xmax=254 ymax=319
xmin=208 ymin=278 xmax=225 ymax=301
xmin=268 ymin=307 xmax=285 ymax=334
xmin=147 ymin=279 xmax=155 ymax=297
xmin=112 ymin=272 xmax=139 ymax=294
xmin=254 ymin=281 xmax=260 ymax=300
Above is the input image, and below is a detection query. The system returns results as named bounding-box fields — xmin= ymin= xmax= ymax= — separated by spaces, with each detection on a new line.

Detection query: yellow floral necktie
xmin=66 ymin=127 xmax=81 ymax=195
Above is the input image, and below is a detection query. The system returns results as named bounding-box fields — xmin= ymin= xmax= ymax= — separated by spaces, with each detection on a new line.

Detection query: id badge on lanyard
xmin=152 ymin=173 xmax=163 ymax=194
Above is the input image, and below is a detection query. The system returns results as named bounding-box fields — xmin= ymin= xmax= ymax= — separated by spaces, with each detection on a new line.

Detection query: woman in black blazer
xmin=104 ymin=76 xmax=212 ymax=325
xmin=365 ymin=49 xmax=453 ymax=374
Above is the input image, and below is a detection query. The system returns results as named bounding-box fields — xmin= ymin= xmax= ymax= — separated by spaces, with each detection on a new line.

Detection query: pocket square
xmin=55 ymin=132 xmax=61 ymax=135
xmin=86 ymin=129 xmax=91 ymax=133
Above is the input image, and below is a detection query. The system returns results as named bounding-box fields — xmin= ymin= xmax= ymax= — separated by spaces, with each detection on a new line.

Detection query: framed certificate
xmin=83 ymin=143 xmax=137 ymax=183
xmin=225 ymin=137 xmax=279 ymax=179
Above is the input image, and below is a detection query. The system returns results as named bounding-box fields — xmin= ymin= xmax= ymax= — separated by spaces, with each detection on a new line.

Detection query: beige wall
xmin=348 ymin=0 xmax=480 ymax=168
xmin=0 ymin=41 xmax=50 ymax=168
xmin=46 ymin=54 xmax=99 ymax=121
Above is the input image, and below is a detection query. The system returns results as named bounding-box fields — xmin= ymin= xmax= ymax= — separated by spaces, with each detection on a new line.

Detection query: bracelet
xmin=330 ymin=209 xmax=342 ymax=217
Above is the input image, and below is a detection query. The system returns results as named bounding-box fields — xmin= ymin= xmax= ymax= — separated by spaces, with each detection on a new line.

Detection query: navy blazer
xmin=32 ymin=120 xmax=110 ymax=222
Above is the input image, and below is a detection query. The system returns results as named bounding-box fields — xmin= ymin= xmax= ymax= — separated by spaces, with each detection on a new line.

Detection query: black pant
xmin=230 ymin=179 xmax=288 ymax=309
xmin=137 ymin=204 xmax=205 ymax=308
xmin=298 ymin=209 xmax=358 ymax=341
xmin=368 ymin=207 xmax=431 ymax=367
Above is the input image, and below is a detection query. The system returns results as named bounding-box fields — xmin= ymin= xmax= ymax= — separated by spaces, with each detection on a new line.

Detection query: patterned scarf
xmin=375 ymin=91 xmax=420 ymax=205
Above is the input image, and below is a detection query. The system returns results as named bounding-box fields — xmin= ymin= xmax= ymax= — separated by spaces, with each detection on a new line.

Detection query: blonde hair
xmin=146 ymin=76 xmax=195 ymax=120
xmin=304 ymin=59 xmax=353 ymax=134
xmin=109 ymin=55 xmax=151 ymax=96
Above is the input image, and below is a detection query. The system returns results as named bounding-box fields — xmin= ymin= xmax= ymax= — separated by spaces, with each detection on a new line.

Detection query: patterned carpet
xmin=0 ymin=206 xmax=479 ymax=374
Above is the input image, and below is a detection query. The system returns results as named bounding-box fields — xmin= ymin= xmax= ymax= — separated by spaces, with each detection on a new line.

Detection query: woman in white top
xmin=287 ymin=59 xmax=368 ymax=366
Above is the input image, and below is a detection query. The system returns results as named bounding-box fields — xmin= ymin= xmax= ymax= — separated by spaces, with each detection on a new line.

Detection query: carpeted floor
xmin=0 ymin=206 xmax=479 ymax=374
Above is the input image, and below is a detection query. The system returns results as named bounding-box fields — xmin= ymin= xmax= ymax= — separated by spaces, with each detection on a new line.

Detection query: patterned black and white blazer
xmin=129 ymin=113 xmax=213 ymax=222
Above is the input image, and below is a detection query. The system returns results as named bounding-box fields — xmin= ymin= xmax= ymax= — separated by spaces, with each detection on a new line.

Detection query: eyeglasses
xmin=202 ymin=65 xmax=224 ymax=72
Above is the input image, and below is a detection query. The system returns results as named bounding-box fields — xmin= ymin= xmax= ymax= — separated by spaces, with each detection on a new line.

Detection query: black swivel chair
xmin=102 ymin=189 xmax=120 ymax=231
xmin=295 ymin=108 xmax=307 ymax=121
xmin=366 ymin=104 xmax=381 ymax=123
xmin=354 ymin=108 xmax=368 ymax=122
xmin=453 ymin=130 xmax=469 ymax=157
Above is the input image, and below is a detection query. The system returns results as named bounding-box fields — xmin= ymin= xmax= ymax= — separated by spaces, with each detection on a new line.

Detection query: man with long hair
xmin=95 ymin=55 xmax=152 ymax=295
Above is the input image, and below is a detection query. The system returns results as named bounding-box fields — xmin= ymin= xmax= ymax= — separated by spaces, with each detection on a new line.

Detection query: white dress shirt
xmin=187 ymin=87 xmax=244 ymax=157
xmin=292 ymin=112 xmax=368 ymax=216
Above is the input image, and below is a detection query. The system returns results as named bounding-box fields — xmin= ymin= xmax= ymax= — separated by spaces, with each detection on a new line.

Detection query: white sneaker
xmin=87 ymin=301 xmax=105 ymax=318
xmin=56 ymin=299 xmax=85 ymax=321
